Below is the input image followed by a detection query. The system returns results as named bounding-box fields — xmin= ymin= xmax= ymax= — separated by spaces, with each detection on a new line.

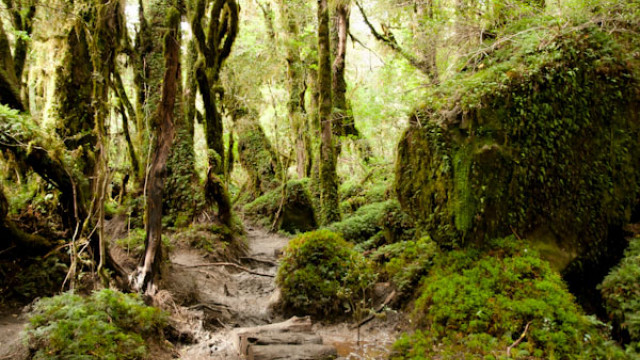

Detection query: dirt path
xmin=0 ymin=308 xmax=28 ymax=359
xmin=172 ymin=226 xmax=400 ymax=359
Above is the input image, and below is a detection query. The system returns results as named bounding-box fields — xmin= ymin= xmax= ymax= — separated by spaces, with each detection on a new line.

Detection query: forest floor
xmin=168 ymin=224 xmax=401 ymax=359
xmin=0 ymin=222 xmax=401 ymax=359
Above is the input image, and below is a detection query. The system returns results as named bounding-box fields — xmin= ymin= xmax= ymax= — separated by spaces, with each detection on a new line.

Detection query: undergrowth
xmin=26 ymin=289 xmax=167 ymax=360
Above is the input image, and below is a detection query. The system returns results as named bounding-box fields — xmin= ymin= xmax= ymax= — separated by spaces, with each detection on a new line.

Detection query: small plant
xmin=26 ymin=289 xmax=167 ymax=360
xmin=276 ymin=230 xmax=376 ymax=318
xmin=600 ymin=237 xmax=640 ymax=355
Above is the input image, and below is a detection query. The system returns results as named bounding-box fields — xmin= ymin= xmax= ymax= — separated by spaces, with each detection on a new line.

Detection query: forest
xmin=0 ymin=0 xmax=639 ymax=357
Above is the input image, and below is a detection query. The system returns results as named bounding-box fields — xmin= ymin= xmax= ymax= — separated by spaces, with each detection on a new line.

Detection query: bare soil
xmin=170 ymin=225 xmax=401 ymax=359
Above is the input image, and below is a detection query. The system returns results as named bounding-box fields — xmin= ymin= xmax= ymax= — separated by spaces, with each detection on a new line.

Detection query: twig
xmin=189 ymin=303 xmax=232 ymax=312
xmin=509 ymin=225 xmax=523 ymax=242
xmin=0 ymin=245 xmax=16 ymax=256
xmin=184 ymin=262 xmax=275 ymax=277
xmin=350 ymin=290 xmax=397 ymax=329
xmin=506 ymin=321 xmax=532 ymax=357
xmin=240 ymin=256 xmax=278 ymax=267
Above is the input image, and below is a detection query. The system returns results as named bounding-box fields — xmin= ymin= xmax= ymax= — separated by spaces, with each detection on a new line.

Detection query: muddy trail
xmin=170 ymin=225 xmax=400 ymax=359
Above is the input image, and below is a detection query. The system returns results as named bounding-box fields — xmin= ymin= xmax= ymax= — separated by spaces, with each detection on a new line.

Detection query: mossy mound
xmin=600 ymin=237 xmax=640 ymax=355
xmin=26 ymin=289 xmax=167 ymax=360
xmin=243 ymin=178 xmax=316 ymax=233
xmin=396 ymin=21 xmax=640 ymax=251
xmin=326 ymin=199 xmax=414 ymax=245
xmin=276 ymin=230 xmax=376 ymax=319
xmin=392 ymin=237 xmax=626 ymax=359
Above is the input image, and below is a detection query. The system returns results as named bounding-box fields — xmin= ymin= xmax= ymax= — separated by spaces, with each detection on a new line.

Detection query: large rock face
xmin=396 ymin=26 xmax=640 ymax=259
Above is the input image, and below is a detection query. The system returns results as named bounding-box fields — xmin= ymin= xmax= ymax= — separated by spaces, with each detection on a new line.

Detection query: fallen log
xmin=234 ymin=316 xmax=316 ymax=356
xmin=247 ymin=344 xmax=337 ymax=360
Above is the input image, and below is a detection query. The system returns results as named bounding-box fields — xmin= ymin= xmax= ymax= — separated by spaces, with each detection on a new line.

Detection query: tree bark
xmin=190 ymin=0 xmax=239 ymax=226
xmin=131 ymin=8 xmax=180 ymax=293
xmin=279 ymin=0 xmax=311 ymax=178
xmin=0 ymin=21 xmax=24 ymax=111
xmin=317 ymin=0 xmax=340 ymax=224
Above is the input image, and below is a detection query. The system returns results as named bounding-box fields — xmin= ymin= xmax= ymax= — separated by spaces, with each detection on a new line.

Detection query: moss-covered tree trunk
xmin=236 ymin=115 xmax=280 ymax=197
xmin=163 ymin=38 xmax=199 ymax=226
xmin=0 ymin=21 xmax=24 ymax=111
xmin=317 ymin=0 xmax=340 ymax=224
xmin=279 ymin=0 xmax=311 ymax=178
xmin=131 ymin=8 xmax=180 ymax=293
xmin=54 ymin=25 xmax=96 ymax=190
xmin=190 ymin=0 xmax=239 ymax=226
xmin=331 ymin=3 xmax=359 ymax=137
xmin=2 ymin=0 xmax=36 ymax=91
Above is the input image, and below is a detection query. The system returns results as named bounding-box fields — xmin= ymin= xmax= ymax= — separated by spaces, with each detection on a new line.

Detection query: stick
xmin=240 ymin=256 xmax=278 ymax=267
xmin=506 ymin=322 xmax=532 ymax=357
xmin=183 ymin=262 xmax=275 ymax=277
xmin=350 ymin=290 xmax=396 ymax=329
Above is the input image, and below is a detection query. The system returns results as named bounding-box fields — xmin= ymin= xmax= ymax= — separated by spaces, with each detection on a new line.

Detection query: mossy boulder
xmin=392 ymin=237 xmax=626 ymax=359
xmin=276 ymin=230 xmax=376 ymax=319
xmin=244 ymin=179 xmax=316 ymax=233
xmin=396 ymin=23 xmax=640 ymax=255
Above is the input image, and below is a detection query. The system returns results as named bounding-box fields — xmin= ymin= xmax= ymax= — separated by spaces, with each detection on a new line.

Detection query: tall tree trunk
xmin=331 ymin=3 xmax=356 ymax=136
xmin=0 ymin=21 xmax=24 ymax=111
xmin=113 ymin=70 xmax=141 ymax=176
xmin=279 ymin=0 xmax=311 ymax=178
xmin=190 ymin=0 xmax=239 ymax=226
xmin=131 ymin=8 xmax=180 ymax=293
xmin=317 ymin=0 xmax=340 ymax=224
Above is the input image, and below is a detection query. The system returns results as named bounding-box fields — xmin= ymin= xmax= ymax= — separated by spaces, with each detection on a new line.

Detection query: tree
xmin=317 ymin=0 xmax=340 ymax=224
xmin=190 ymin=0 xmax=239 ymax=226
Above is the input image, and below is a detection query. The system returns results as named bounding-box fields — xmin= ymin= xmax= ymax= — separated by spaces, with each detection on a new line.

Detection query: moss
xmin=599 ymin=237 xmax=640 ymax=354
xmin=26 ymin=289 xmax=167 ymax=360
xmin=244 ymin=178 xmax=317 ymax=233
xmin=276 ymin=230 xmax=376 ymax=319
xmin=392 ymin=237 xmax=627 ymax=359
xmin=236 ymin=116 xmax=280 ymax=197
xmin=326 ymin=199 xmax=414 ymax=244
xmin=396 ymin=20 xmax=640 ymax=251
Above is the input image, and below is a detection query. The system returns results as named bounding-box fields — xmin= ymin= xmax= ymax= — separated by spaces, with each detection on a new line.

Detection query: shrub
xmin=26 ymin=289 xmax=167 ymax=360
xmin=371 ymin=236 xmax=438 ymax=294
xmin=600 ymin=237 xmax=640 ymax=355
xmin=392 ymin=237 xmax=626 ymax=359
xmin=276 ymin=230 xmax=376 ymax=318
xmin=326 ymin=199 xmax=413 ymax=244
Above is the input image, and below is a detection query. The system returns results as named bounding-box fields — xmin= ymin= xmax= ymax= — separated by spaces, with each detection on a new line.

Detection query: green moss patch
xmin=392 ymin=237 xmax=626 ymax=359
xmin=276 ymin=230 xmax=376 ymax=319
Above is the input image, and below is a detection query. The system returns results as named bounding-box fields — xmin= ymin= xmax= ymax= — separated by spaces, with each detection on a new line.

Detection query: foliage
xmin=115 ymin=229 xmax=172 ymax=258
xmin=392 ymin=237 xmax=627 ymax=359
xmin=396 ymin=17 xmax=640 ymax=249
xmin=26 ymin=289 xmax=167 ymax=360
xmin=243 ymin=178 xmax=316 ymax=233
xmin=326 ymin=199 xmax=413 ymax=244
xmin=600 ymin=237 xmax=640 ymax=355
xmin=0 ymin=256 xmax=68 ymax=303
xmin=276 ymin=230 xmax=376 ymax=318
xmin=371 ymin=236 xmax=437 ymax=294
